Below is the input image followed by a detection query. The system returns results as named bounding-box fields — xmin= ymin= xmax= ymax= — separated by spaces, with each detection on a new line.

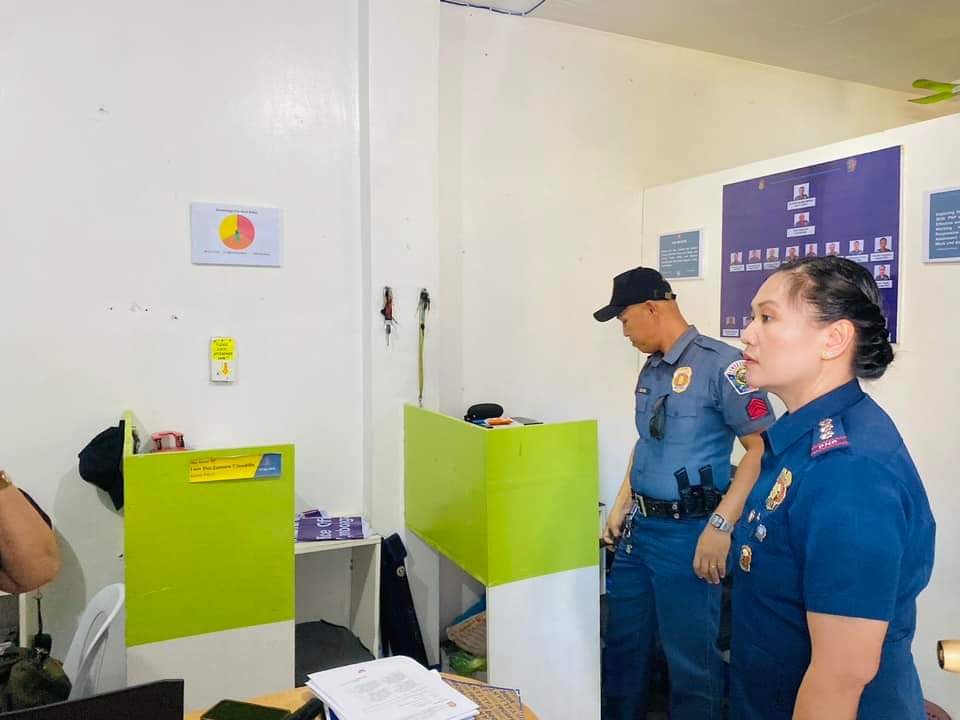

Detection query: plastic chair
xmin=61 ymin=583 xmax=125 ymax=700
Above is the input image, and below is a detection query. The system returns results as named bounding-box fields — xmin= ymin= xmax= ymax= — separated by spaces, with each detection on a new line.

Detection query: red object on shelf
xmin=151 ymin=431 xmax=185 ymax=452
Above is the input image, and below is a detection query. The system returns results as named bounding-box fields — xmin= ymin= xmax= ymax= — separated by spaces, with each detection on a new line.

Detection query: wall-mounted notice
xmin=191 ymin=202 xmax=282 ymax=267
xmin=925 ymin=187 xmax=960 ymax=263
xmin=721 ymin=146 xmax=901 ymax=341
xmin=659 ymin=230 xmax=702 ymax=280
xmin=210 ymin=337 xmax=236 ymax=383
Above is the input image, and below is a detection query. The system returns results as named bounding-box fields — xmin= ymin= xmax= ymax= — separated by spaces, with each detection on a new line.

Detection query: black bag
xmin=379 ymin=534 xmax=429 ymax=667
xmin=0 ymin=647 xmax=71 ymax=712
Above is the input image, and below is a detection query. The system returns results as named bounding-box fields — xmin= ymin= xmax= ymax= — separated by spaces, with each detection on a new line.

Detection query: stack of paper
xmin=306 ymin=656 xmax=479 ymax=720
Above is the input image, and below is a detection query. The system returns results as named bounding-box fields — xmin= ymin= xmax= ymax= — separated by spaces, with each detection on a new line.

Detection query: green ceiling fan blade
xmin=912 ymin=79 xmax=957 ymax=92
xmin=909 ymin=91 xmax=956 ymax=104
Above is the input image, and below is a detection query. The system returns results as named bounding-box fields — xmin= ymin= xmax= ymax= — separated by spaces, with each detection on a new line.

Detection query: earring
xmin=822 ymin=351 xmax=834 ymax=359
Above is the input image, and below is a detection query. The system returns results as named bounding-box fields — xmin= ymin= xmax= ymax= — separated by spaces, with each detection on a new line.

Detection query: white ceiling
xmin=525 ymin=0 xmax=960 ymax=93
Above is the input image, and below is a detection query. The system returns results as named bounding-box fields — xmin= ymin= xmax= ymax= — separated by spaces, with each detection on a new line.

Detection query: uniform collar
xmin=764 ymin=379 xmax=864 ymax=456
xmin=649 ymin=325 xmax=698 ymax=367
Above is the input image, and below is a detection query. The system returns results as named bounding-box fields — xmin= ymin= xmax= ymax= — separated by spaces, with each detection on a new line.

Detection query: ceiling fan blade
xmin=909 ymin=92 xmax=955 ymax=105
xmin=912 ymin=79 xmax=956 ymax=92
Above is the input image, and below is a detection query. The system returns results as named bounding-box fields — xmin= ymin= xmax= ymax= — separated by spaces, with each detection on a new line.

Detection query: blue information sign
xmin=659 ymin=230 xmax=702 ymax=280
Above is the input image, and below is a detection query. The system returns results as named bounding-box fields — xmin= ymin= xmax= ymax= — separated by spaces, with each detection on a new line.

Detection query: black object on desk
xmin=286 ymin=697 xmax=326 ymax=720
xmin=3 ymin=680 xmax=184 ymax=720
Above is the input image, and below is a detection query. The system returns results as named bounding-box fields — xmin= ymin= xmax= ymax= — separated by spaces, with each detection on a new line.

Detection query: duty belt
xmin=631 ymin=465 xmax=723 ymax=519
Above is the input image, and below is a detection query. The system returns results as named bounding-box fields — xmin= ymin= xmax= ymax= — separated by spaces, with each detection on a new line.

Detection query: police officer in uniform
xmin=595 ymin=267 xmax=774 ymax=720
xmin=732 ymin=256 xmax=935 ymax=719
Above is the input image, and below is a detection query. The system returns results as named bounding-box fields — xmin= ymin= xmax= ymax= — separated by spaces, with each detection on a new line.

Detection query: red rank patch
xmin=747 ymin=398 xmax=769 ymax=421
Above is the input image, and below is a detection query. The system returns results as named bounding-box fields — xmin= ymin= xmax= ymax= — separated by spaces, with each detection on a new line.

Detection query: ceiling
xmin=521 ymin=0 xmax=960 ymax=94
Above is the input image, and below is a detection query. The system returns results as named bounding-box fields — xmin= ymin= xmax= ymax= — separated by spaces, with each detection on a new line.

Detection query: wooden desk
xmin=185 ymin=675 xmax=540 ymax=720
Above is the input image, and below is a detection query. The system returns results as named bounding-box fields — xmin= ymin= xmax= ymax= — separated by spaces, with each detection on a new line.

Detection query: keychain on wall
xmin=416 ymin=289 xmax=431 ymax=407
xmin=380 ymin=286 xmax=397 ymax=346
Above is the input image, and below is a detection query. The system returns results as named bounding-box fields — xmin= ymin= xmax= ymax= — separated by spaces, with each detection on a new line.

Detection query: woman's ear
xmin=821 ymin=319 xmax=856 ymax=360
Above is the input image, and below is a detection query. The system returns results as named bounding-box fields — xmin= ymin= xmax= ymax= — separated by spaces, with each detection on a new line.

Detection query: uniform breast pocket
xmin=664 ymin=398 xmax=699 ymax=443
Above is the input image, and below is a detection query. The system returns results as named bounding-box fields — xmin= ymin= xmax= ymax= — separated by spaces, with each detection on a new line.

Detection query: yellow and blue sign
xmin=188 ymin=453 xmax=282 ymax=483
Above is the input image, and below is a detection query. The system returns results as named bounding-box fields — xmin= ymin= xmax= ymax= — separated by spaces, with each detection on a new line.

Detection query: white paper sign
xmin=191 ymin=202 xmax=282 ymax=267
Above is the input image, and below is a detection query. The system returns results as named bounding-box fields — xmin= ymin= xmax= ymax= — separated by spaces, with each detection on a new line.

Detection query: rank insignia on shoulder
xmin=765 ymin=468 xmax=793 ymax=511
xmin=747 ymin=397 xmax=769 ymax=421
xmin=810 ymin=416 xmax=850 ymax=458
xmin=739 ymin=545 xmax=753 ymax=573
xmin=724 ymin=360 xmax=758 ymax=396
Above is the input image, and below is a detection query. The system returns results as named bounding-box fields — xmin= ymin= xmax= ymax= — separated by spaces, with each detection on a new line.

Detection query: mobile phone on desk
xmin=202 ymin=699 xmax=290 ymax=720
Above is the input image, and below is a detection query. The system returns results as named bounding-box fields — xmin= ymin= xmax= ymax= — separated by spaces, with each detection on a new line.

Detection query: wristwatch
xmin=708 ymin=512 xmax=734 ymax=534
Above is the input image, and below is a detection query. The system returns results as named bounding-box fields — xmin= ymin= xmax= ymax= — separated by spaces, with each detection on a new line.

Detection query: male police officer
xmin=596 ymin=267 xmax=773 ymax=720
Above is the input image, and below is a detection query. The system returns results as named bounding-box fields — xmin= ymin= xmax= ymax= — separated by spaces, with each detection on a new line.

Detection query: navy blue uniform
xmin=604 ymin=327 xmax=773 ymax=720
xmin=731 ymin=379 xmax=935 ymax=719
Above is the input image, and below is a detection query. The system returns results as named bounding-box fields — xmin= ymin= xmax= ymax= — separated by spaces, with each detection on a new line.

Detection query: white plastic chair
xmin=61 ymin=583 xmax=125 ymax=700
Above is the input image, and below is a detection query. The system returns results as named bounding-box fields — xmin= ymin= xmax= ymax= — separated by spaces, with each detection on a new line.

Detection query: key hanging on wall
xmin=380 ymin=286 xmax=397 ymax=346
xmin=416 ymin=289 xmax=431 ymax=407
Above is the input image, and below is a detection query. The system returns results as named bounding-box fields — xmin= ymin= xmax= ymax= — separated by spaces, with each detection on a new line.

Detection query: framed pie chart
xmin=219 ymin=214 xmax=256 ymax=250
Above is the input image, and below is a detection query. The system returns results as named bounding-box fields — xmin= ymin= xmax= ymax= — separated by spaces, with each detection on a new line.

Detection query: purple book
xmin=296 ymin=516 xmax=368 ymax=542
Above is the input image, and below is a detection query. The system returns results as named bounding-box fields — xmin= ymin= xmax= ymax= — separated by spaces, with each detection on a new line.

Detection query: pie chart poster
xmin=191 ymin=203 xmax=282 ymax=267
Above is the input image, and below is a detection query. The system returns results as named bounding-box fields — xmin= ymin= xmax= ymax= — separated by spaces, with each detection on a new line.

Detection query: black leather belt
xmin=631 ymin=492 xmax=688 ymax=520
xmin=630 ymin=489 xmax=720 ymax=520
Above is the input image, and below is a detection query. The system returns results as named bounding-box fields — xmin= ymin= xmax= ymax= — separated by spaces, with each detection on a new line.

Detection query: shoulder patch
xmin=810 ymin=416 xmax=850 ymax=458
xmin=724 ymin=360 xmax=757 ymax=396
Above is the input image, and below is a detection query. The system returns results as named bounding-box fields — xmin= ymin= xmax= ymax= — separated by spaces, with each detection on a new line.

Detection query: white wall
xmin=1 ymin=0 xmax=364 ymax=651
xmin=437 ymin=6 xmax=955 ymax=506
xmin=362 ymin=0 xmax=445 ymax=668
xmin=641 ymin=112 xmax=960 ymax=714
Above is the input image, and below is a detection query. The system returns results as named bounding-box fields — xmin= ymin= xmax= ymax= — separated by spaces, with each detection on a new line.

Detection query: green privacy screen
xmin=124 ymin=437 xmax=294 ymax=646
xmin=405 ymin=406 xmax=598 ymax=587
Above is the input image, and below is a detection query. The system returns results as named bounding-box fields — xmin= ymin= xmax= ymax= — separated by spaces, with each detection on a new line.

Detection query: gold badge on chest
xmin=765 ymin=468 xmax=793 ymax=512
xmin=672 ymin=366 xmax=693 ymax=394
xmin=739 ymin=545 xmax=753 ymax=573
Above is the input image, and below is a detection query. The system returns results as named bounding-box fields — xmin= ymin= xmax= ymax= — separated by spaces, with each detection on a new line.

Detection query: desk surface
xmin=185 ymin=675 xmax=539 ymax=720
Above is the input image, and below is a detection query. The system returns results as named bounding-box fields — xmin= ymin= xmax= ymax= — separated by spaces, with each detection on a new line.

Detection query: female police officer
xmin=732 ymin=256 xmax=935 ymax=719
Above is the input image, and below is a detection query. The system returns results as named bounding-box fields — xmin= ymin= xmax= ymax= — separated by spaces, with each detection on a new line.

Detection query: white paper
xmin=307 ymin=656 xmax=478 ymax=720
xmin=190 ymin=202 xmax=282 ymax=267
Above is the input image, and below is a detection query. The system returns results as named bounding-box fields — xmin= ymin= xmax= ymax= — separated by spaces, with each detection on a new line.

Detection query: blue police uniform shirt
xmin=730 ymin=379 xmax=936 ymax=720
xmin=631 ymin=326 xmax=773 ymax=500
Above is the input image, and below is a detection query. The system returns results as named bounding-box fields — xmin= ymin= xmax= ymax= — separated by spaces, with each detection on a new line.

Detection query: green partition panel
xmin=404 ymin=407 xmax=490 ymax=583
xmin=405 ymin=406 xmax=598 ymax=587
xmin=124 ymin=441 xmax=294 ymax=647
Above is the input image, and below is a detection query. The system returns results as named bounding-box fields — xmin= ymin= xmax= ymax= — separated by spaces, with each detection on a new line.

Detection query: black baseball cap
xmin=594 ymin=267 xmax=676 ymax=322
xmin=78 ymin=420 xmax=125 ymax=510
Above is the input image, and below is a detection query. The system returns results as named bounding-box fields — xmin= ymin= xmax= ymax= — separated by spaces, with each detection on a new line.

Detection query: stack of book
xmin=295 ymin=509 xmax=370 ymax=542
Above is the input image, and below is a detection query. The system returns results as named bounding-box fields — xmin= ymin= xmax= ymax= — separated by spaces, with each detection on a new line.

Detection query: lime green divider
xmin=124 ymin=443 xmax=294 ymax=647
xmin=405 ymin=406 xmax=598 ymax=587
xmin=405 ymin=407 xmax=490 ymax=583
